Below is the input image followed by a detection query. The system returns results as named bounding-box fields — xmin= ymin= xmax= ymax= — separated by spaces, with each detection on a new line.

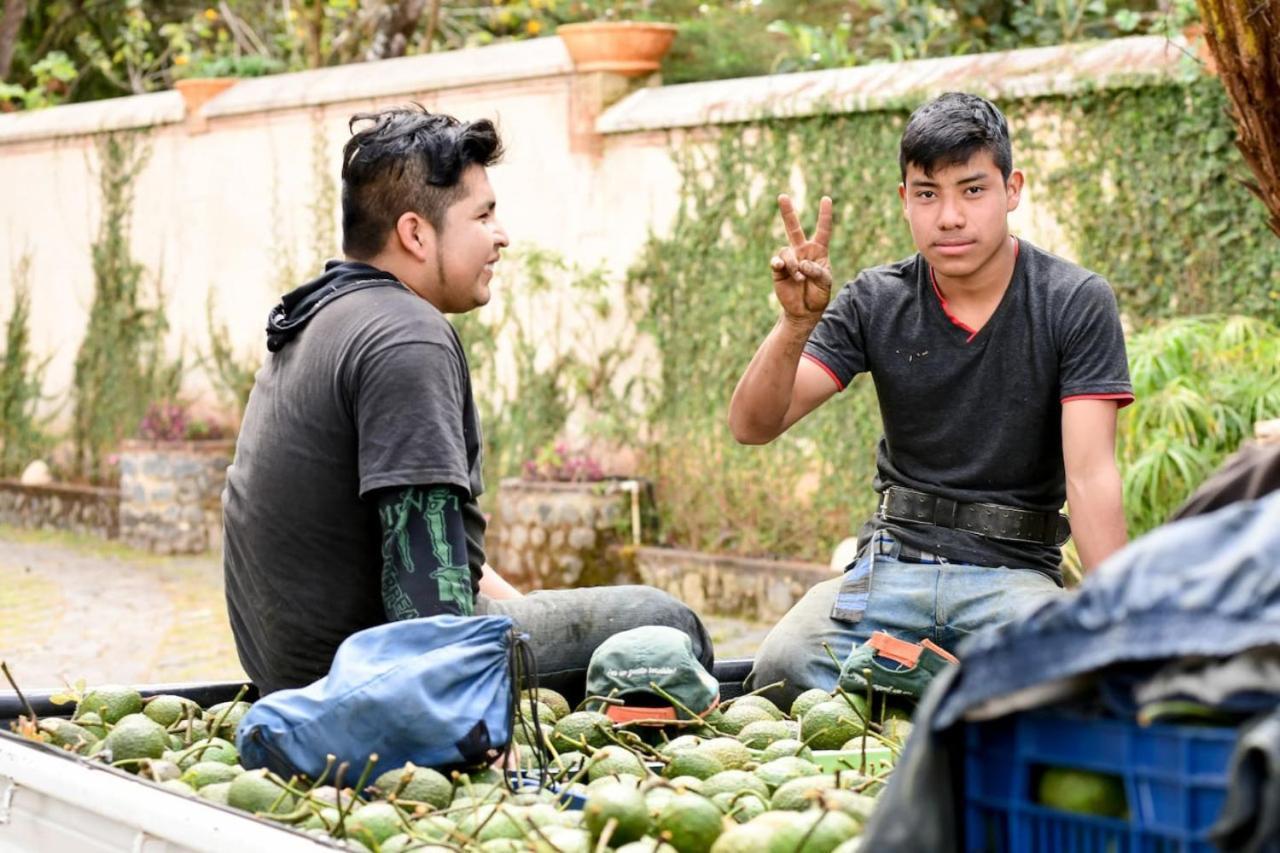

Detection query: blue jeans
xmin=745 ymin=534 xmax=1063 ymax=708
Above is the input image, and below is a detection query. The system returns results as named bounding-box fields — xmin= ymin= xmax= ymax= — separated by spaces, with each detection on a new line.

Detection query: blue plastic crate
xmin=963 ymin=710 xmax=1238 ymax=852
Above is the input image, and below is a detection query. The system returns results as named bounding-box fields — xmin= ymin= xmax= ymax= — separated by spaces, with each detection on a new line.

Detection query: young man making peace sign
xmin=730 ymin=92 xmax=1133 ymax=706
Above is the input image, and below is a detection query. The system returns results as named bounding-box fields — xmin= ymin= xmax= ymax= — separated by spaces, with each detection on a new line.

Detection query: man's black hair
xmin=341 ymin=105 xmax=504 ymax=258
xmin=899 ymin=92 xmax=1012 ymax=183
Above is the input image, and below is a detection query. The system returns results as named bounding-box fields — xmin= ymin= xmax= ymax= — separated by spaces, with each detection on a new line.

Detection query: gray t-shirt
xmin=223 ymin=280 xmax=485 ymax=694
xmin=804 ymin=239 xmax=1133 ymax=583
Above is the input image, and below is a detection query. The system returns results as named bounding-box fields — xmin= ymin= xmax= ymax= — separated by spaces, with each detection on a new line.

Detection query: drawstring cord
xmin=503 ymin=630 xmax=549 ymax=792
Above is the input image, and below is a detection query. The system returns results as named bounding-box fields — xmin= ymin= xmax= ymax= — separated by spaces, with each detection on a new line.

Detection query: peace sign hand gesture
xmin=770 ymin=194 xmax=833 ymax=326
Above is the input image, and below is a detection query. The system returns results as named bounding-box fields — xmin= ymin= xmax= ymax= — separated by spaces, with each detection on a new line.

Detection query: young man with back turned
xmin=223 ymin=106 xmax=712 ymax=696
xmin=730 ymin=92 xmax=1133 ymax=706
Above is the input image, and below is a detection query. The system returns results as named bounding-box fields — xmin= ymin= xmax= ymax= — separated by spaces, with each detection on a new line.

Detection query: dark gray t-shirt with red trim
xmin=804 ymin=239 xmax=1132 ymax=583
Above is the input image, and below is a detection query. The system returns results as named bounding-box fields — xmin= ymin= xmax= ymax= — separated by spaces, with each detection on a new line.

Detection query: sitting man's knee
xmin=612 ymin=585 xmax=714 ymax=666
xmin=748 ymin=633 xmax=810 ymax=709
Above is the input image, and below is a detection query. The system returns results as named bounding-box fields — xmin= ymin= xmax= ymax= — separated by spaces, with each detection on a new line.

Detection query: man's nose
xmin=938 ymin=197 xmax=965 ymax=229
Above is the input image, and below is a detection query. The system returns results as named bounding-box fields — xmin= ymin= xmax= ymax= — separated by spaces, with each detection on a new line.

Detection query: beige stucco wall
xmin=0 ymin=35 xmax=1191 ymax=432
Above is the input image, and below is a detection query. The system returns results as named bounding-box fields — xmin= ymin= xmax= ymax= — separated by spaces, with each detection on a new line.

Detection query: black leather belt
xmin=878 ymin=486 xmax=1071 ymax=547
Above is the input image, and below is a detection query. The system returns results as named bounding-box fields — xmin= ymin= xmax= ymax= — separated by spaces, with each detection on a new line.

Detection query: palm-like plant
xmin=1118 ymin=314 xmax=1280 ymax=536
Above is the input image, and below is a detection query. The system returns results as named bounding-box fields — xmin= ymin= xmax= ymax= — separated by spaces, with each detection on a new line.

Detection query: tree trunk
xmin=0 ymin=0 xmax=27 ymax=82
xmin=363 ymin=0 xmax=428 ymax=61
xmin=1195 ymin=0 xmax=1280 ymax=238
xmin=421 ymin=0 xmax=442 ymax=52
xmin=307 ymin=0 xmax=324 ymax=68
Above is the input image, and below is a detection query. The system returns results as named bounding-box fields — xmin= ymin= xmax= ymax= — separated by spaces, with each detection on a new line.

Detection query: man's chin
xmin=925 ymin=247 xmax=993 ymax=280
xmin=926 ymin=255 xmax=977 ymax=279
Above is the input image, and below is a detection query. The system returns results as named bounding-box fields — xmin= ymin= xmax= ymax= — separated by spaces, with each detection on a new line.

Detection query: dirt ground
xmin=0 ymin=526 xmax=772 ymax=693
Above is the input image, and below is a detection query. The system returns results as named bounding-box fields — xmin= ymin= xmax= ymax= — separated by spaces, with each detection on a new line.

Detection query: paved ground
xmin=0 ymin=526 xmax=771 ymax=693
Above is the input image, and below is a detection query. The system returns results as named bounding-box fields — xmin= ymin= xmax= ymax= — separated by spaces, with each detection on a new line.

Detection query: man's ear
xmin=898 ymin=182 xmax=907 ymax=215
xmin=395 ymin=211 xmax=435 ymax=262
xmin=1005 ymin=169 xmax=1025 ymax=213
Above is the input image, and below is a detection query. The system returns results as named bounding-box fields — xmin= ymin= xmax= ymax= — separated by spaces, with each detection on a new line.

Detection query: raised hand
xmin=770 ymin=194 xmax=833 ymax=325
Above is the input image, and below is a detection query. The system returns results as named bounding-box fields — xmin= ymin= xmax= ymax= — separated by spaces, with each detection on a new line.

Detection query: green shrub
xmin=0 ymin=253 xmax=53 ymax=477
xmin=1118 ymin=315 xmax=1280 ymax=536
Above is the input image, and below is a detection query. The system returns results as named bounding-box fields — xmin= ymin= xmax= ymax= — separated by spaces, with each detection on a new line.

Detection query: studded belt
xmin=878 ymin=486 xmax=1071 ymax=547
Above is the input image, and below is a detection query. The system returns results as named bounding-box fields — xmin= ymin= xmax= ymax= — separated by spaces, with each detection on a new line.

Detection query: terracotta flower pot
xmin=557 ymin=21 xmax=678 ymax=77
xmin=174 ymin=77 xmax=238 ymax=115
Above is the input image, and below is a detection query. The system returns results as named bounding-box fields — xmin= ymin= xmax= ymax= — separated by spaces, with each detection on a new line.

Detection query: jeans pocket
xmin=831 ymin=550 xmax=876 ymax=624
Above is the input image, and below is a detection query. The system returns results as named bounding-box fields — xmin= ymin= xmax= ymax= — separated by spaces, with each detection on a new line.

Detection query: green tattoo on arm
xmin=377 ymin=485 xmax=475 ymax=620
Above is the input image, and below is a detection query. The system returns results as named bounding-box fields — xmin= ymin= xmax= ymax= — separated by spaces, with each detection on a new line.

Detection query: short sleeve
xmin=1058 ymin=277 xmax=1134 ymax=407
xmin=803 ymin=277 xmax=868 ymax=391
xmin=353 ymin=341 xmax=473 ymax=497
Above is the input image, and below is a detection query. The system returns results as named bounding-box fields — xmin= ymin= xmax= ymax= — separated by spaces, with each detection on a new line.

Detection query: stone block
xmin=170 ymin=459 xmax=204 ymax=478
xmin=568 ymin=527 xmax=597 ymax=550
xmin=555 ymin=500 xmax=583 ymax=525
xmin=554 ymin=554 xmax=584 ymax=585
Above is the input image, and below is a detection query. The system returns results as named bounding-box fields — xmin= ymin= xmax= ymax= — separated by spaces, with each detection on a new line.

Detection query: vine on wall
xmin=455 ymin=247 xmax=639 ymax=499
xmin=0 ymin=252 xmax=53 ymax=478
xmin=71 ymin=131 xmax=181 ymax=483
xmin=1040 ymin=79 xmax=1280 ymax=321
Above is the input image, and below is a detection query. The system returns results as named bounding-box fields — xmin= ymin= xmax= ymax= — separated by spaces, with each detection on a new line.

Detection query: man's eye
xmin=917 ymin=191 xmax=934 ymax=199
xmin=966 ymin=186 xmax=984 ymax=195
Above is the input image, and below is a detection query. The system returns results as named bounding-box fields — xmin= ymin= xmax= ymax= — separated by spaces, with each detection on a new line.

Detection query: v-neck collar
xmin=927 ymin=237 xmax=1022 ymax=344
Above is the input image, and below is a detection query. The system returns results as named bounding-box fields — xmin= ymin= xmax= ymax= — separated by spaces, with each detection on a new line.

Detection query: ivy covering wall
xmin=1039 ymin=79 xmax=1280 ymax=320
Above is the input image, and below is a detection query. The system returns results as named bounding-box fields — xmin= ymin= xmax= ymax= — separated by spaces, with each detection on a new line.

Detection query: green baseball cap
xmin=585 ymin=626 xmax=720 ymax=724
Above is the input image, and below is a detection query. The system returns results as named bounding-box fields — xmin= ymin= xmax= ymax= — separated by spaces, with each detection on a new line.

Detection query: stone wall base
xmin=118 ymin=440 xmax=233 ymax=555
xmin=0 ymin=480 xmax=121 ymax=540
xmin=633 ymin=546 xmax=834 ymax=622
xmin=488 ymin=478 xmax=643 ymax=590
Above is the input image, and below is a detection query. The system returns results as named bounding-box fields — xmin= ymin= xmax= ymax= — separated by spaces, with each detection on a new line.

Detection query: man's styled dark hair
xmin=341 ymin=105 xmax=504 ymax=258
xmin=899 ymin=92 xmax=1012 ymax=183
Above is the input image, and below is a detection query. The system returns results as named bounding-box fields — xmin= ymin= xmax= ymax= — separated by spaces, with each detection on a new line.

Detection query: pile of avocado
xmin=15 ymin=681 xmax=919 ymax=852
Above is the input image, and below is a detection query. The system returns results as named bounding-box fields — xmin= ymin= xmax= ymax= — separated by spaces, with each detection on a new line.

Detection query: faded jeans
xmin=745 ymin=534 xmax=1063 ymax=708
xmin=476 ymin=585 xmax=714 ymax=694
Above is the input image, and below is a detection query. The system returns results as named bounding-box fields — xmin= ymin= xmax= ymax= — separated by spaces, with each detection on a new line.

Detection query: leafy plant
xmin=660 ymin=8 xmax=788 ymax=84
xmin=522 ymin=441 xmax=606 ymax=482
xmin=0 ymin=253 xmax=54 ymax=477
xmin=766 ymin=18 xmax=858 ymax=73
xmin=71 ymin=131 xmax=182 ymax=484
xmin=1041 ymin=79 xmax=1280 ymax=323
xmin=136 ymin=400 xmax=189 ymax=442
xmin=0 ymin=51 xmax=77 ymax=111
xmin=201 ymin=290 xmax=258 ymax=418
xmin=454 ymin=247 xmax=637 ymax=499
xmin=1118 ymin=315 xmax=1280 ymax=535
xmin=174 ymin=54 xmax=285 ymax=79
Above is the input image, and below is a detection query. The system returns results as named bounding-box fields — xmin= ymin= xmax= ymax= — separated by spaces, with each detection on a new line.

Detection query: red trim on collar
xmin=930 ymin=273 xmax=979 ymax=342
xmin=929 ymin=237 xmax=1020 ymax=344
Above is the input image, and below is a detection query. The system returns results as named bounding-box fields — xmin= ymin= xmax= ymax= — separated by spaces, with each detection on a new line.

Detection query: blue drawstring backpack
xmin=237 ymin=614 xmax=528 ymax=779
